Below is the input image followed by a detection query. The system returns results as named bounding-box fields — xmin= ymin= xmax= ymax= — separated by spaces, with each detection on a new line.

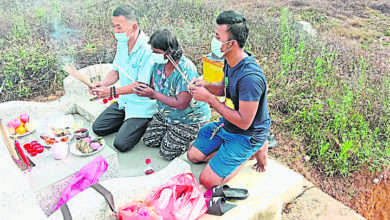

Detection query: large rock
xmin=296 ymin=21 xmax=317 ymax=38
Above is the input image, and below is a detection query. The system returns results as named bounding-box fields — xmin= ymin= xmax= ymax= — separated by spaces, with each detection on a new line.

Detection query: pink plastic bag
xmin=145 ymin=173 xmax=207 ymax=220
xmin=118 ymin=201 xmax=162 ymax=220
xmin=55 ymin=155 xmax=108 ymax=211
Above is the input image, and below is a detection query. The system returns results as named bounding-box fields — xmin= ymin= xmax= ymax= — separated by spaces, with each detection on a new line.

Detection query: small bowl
xmin=57 ymin=135 xmax=70 ymax=143
xmin=74 ymin=128 xmax=89 ymax=140
xmin=51 ymin=142 xmax=68 ymax=160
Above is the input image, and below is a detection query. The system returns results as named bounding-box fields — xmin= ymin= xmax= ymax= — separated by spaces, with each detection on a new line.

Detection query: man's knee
xmin=199 ymin=165 xmax=223 ymax=189
xmin=113 ymin=137 xmax=136 ymax=152
xmin=92 ymin=121 xmax=109 ymax=136
xmin=186 ymin=151 xmax=197 ymax=163
xmin=186 ymin=145 xmax=204 ymax=163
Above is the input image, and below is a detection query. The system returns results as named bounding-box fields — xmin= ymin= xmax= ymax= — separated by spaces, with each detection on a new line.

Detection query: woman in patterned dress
xmin=135 ymin=29 xmax=211 ymax=160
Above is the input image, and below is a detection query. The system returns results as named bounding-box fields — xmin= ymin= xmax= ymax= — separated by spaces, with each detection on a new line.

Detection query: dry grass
xmin=348 ymin=18 xmax=364 ymax=27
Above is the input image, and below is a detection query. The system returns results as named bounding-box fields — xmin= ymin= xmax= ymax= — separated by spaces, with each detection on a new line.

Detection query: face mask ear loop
xmin=223 ymin=40 xmax=235 ymax=54
xmin=125 ymin=26 xmax=132 ymax=38
xmin=165 ymin=48 xmax=173 ymax=61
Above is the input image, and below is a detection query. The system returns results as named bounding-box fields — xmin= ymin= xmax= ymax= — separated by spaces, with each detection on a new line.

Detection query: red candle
xmin=14 ymin=138 xmax=30 ymax=167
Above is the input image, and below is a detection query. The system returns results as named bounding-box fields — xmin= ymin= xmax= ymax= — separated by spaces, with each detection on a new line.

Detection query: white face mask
xmin=153 ymin=53 xmax=168 ymax=64
xmin=211 ymin=37 xmax=233 ymax=58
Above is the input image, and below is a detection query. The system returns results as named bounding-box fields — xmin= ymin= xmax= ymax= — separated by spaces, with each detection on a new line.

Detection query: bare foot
xmin=252 ymin=141 xmax=268 ymax=172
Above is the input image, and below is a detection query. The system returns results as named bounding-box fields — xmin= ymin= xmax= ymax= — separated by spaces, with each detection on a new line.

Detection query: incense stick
xmin=64 ymin=64 xmax=94 ymax=88
xmin=87 ymin=68 xmax=93 ymax=83
xmin=166 ymin=55 xmax=191 ymax=85
xmin=166 ymin=55 xmax=197 ymax=104
xmin=113 ymin=62 xmax=136 ymax=82
xmin=64 ymin=64 xmax=98 ymax=101
xmin=94 ymin=66 xmax=98 ymax=83
xmin=99 ymin=62 xmax=103 ymax=81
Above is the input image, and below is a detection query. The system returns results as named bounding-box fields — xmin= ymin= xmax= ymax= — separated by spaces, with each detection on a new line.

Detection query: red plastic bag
xmin=145 ymin=173 xmax=207 ymax=220
xmin=118 ymin=201 xmax=162 ymax=220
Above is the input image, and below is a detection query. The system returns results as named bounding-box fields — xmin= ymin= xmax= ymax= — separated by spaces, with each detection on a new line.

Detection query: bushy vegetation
xmin=275 ymin=8 xmax=390 ymax=175
xmin=0 ymin=0 xmax=389 ymax=176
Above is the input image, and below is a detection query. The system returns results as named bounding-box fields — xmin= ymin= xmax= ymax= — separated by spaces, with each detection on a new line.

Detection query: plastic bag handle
xmin=91 ymin=183 xmax=115 ymax=212
xmin=60 ymin=183 xmax=116 ymax=220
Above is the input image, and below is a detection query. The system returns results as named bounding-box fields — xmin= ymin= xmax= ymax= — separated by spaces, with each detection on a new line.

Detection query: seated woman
xmin=135 ymin=29 xmax=211 ymax=160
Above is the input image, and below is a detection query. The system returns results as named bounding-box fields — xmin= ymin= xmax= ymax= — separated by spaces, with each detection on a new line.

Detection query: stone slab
xmin=195 ymin=159 xmax=303 ymax=220
xmin=282 ymin=179 xmax=366 ymax=220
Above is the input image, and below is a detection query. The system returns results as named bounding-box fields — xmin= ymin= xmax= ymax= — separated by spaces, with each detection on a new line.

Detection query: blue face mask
xmin=114 ymin=28 xmax=131 ymax=42
xmin=211 ymin=37 xmax=233 ymax=58
xmin=153 ymin=53 xmax=168 ymax=64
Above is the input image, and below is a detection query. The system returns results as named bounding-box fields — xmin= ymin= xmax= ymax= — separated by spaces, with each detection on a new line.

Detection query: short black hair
xmin=113 ymin=5 xmax=138 ymax=22
xmin=216 ymin=10 xmax=249 ymax=48
xmin=149 ymin=29 xmax=182 ymax=60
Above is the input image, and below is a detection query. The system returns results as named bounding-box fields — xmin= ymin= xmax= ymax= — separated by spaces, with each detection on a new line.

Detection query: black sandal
xmin=207 ymin=196 xmax=237 ymax=216
xmin=211 ymin=184 xmax=249 ymax=200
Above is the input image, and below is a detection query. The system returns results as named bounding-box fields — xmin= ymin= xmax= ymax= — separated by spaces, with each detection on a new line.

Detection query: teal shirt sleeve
xmin=137 ymin=54 xmax=154 ymax=85
xmin=112 ymin=52 xmax=119 ymax=72
xmin=176 ymin=60 xmax=199 ymax=94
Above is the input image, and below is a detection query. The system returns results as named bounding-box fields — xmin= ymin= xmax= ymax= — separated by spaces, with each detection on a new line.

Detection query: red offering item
xmin=144 ymin=158 xmax=155 ymax=175
xmin=24 ymin=140 xmax=45 ymax=155
xmin=145 ymin=169 xmax=155 ymax=175
xmin=30 ymin=147 xmax=37 ymax=154
xmin=36 ymin=146 xmax=44 ymax=153
xmin=23 ymin=143 xmax=31 ymax=150
xmin=108 ymin=96 xmax=113 ymax=101
xmin=102 ymin=98 xmax=108 ymax=104
xmin=14 ymin=138 xmax=30 ymax=167
xmin=115 ymin=94 xmax=119 ymax=99
xmin=40 ymin=135 xmax=57 ymax=145
xmin=20 ymin=113 xmax=30 ymax=123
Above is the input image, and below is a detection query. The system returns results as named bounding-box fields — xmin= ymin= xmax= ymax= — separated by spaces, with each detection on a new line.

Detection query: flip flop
xmin=207 ymin=196 xmax=237 ymax=216
xmin=211 ymin=184 xmax=249 ymax=200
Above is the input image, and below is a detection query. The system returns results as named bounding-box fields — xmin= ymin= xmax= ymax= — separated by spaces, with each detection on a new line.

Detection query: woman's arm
xmin=134 ymin=84 xmax=192 ymax=110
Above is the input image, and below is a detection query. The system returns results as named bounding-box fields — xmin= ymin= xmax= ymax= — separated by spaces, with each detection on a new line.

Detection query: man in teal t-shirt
xmin=91 ymin=5 xmax=156 ymax=152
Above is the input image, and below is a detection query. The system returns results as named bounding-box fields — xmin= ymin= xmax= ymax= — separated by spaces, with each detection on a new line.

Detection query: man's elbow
xmin=237 ymin=122 xmax=251 ymax=130
xmin=177 ymin=104 xmax=189 ymax=110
